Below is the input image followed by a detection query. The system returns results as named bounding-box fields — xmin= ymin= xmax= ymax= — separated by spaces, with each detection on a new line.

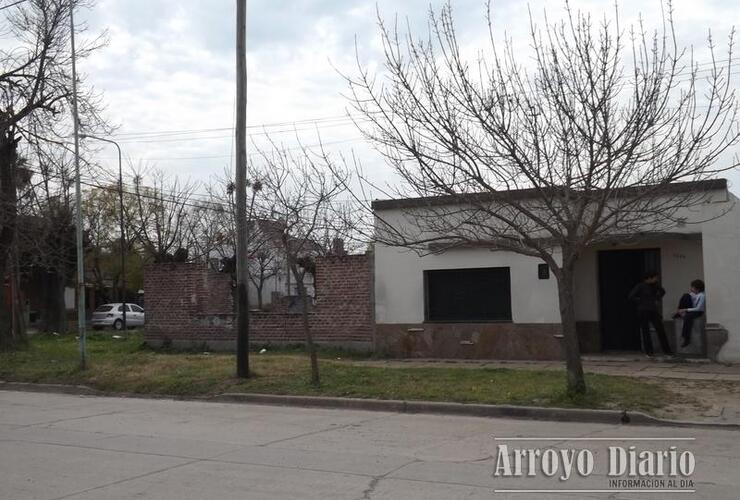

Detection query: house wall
xmin=372 ymin=185 xmax=740 ymax=360
xmin=375 ymin=246 xmax=561 ymax=324
xmin=374 ymin=245 xmax=564 ymax=359
xmin=570 ymin=238 xmax=704 ymax=353
xmin=699 ymin=192 xmax=740 ymax=363
xmin=573 ymin=238 xmax=704 ymax=321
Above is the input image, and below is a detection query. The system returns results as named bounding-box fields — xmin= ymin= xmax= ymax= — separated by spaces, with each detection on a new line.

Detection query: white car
xmin=91 ymin=303 xmax=145 ymax=330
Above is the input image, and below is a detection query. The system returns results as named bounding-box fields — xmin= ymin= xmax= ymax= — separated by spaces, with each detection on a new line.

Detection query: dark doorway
xmin=598 ymin=248 xmax=661 ymax=351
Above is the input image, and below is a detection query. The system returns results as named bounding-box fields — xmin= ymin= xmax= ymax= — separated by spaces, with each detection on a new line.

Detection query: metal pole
xmin=235 ymin=0 xmax=250 ymax=378
xmin=79 ymin=135 xmax=126 ymax=330
xmin=70 ymin=6 xmax=86 ymax=369
xmin=117 ymin=141 xmax=126 ymax=330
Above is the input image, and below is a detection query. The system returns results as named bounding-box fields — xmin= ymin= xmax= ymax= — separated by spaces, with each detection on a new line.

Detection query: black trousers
xmin=637 ymin=310 xmax=672 ymax=355
xmin=677 ymin=293 xmax=703 ymax=343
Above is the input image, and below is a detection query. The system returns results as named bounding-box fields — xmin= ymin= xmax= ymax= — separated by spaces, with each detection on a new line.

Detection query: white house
xmin=372 ymin=179 xmax=740 ymax=362
xmin=209 ymin=218 xmax=316 ymax=310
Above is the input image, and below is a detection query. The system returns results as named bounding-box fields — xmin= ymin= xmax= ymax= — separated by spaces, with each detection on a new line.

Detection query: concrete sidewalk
xmin=351 ymin=356 xmax=740 ymax=382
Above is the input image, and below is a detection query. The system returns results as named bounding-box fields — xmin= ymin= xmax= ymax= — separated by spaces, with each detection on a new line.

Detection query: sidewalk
xmin=352 ymin=355 xmax=740 ymax=382
xmin=350 ymin=356 xmax=740 ymax=425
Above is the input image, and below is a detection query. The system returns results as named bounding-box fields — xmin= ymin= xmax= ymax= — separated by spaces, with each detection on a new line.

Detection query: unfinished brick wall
xmin=144 ymin=263 xmax=235 ymax=345
xmin=143 ymin=255 xmax=374 ymax=349
xmin=312 ymin=255 xmax=374 ymax=343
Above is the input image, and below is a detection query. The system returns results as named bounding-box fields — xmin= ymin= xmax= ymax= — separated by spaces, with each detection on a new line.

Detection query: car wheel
xmin=113 ymin=319 xmax=123 ymax=331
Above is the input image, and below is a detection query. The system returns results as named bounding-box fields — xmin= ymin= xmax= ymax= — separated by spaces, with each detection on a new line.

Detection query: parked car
xmin=91 ymin=303 xmax=145 ymax=330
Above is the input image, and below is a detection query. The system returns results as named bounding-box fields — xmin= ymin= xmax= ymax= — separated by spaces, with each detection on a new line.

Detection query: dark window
xmin=424 ymin=267 xmax=512 ymax=322
xmin=538 ymin=263 xmax=550 ymax=280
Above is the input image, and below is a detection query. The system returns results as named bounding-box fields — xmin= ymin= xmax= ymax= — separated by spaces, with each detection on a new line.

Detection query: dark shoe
xmin=681 ymin=339 xmax=691 ymax=348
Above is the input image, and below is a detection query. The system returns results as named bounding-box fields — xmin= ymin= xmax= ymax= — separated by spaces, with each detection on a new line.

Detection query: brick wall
xmin=143 ymin=255 xmax=374 ymax=349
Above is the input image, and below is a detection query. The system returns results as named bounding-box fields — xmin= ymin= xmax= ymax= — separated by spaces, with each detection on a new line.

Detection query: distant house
xmin=371 ymin=179 xmax=740 ymax=362
xmin=212 ymin=218 xmax=318 ymax=309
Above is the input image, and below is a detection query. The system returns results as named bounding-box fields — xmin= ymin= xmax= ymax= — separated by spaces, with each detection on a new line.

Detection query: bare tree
xmin=0 ymin=0 xmax=106 ymax=346
xmin=344 ymin=1 xmax=739 ymax=393
xmin=128 ymin=166 xmax=197 ymax=263
xmin=15 ymin=142 xmax=76 ymax=334
xmin=189 ymin=173 xmax=279 ymax=310
xmin=259 ymin=144 xmax=350 ymax=386
xmin=185 ymin=188 xmax=232 ymax=267
xmin=248 ymin=243 xmax=280 ymax=310
xmin=83 ymin=182 xmax=145 ymax=305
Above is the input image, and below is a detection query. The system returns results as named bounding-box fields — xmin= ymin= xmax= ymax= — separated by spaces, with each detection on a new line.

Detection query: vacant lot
xmin=0 ymin=332 xmax=695 ymax=413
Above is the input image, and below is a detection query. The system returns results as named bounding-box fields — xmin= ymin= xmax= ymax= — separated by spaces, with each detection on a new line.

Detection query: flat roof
xmin=371 ymin=178 xmax=728 ymax=211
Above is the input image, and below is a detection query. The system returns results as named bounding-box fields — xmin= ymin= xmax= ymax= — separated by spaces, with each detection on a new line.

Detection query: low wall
xmin=144 ymin=255 xmax=374 ymax=350
xmin=374 ymin=323 xmax=563 ymax=360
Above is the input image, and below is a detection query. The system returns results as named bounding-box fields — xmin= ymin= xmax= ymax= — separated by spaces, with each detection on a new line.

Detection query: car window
xmin=95 ymin=306 xmax=113 ymax=312
xmin=131 ymin=305 xmax=144 ymax=313
xmin=117 ymin=305 xmax=132 ymax=312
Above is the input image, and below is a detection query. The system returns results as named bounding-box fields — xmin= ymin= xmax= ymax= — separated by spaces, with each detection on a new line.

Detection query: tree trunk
xmin=296 ymin=275 xmax=319 ymax=386
xmin=255 ymin=270 xmax=264 ymax=310
xmin=555 ymin=266 xmax=586 ymax=395
xmin=10 ymin=257 xmax=26 ymax=344
xmin=0 ymin=129 xmax=19 ymax=348
xmin=42 ymin=271 xmax=67 ymax=334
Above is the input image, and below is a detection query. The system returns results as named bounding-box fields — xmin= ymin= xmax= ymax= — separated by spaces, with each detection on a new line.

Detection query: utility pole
xmin=70 ymin=6 xmax=87 ymax=369
xmin=235 ymin=0 xmax=250 ymax=378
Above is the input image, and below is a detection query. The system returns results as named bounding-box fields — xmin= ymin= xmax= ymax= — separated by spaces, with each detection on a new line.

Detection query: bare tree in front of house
xmin=259 ymin=144 xmax=350 ymax=386
xmin=192 ymin=172 xmax=279 ymax=310
xmin=343 ymin=1 xmax=739 ymax=394
xmin=248 ymin=246 xmax=280 ymax=310
xmin=127 ymin=165 xmax=197 ymax=263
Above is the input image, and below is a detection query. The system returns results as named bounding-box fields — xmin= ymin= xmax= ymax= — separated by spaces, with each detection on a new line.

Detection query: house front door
xmin=598 ymin=248 xmax=661 ymax=351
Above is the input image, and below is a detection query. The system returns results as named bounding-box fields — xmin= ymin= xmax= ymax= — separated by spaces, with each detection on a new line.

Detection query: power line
xmin=101 ymin=62 xmax=737 ymax=143
xmin=110 ymin=120 xmax=370 ymax=144
xmin=26 ymin=165 xmax=366 ymax=217
xmin=0 ymin=0 xmax=27 ymax=11
xmin=87 ymin=137 xmax=364 ymax=162
xmin=27 ymin=165 xmax=231 ymax=212
xmin=51 ymin=137 xmax=366 ymax=208
xmin=111 ymin=114 xmax=365 ymax=139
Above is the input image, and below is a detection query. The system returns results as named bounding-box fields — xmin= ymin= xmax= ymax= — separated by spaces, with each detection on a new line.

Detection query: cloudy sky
xmin=72 ymin=0 xmax=740 ymax=194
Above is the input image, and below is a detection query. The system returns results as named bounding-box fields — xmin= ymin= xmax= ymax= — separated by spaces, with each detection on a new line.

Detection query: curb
xmin=1 ymin=381 xmax=738 ymax=430
xmin=214 ymin=393 xmax=740 ymax=430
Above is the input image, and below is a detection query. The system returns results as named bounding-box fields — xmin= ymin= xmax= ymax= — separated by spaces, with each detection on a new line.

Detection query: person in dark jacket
xmin=628 ymin=272 xmax=673 ymax=356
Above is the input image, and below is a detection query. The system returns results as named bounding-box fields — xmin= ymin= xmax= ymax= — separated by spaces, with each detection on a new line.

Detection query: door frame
xmin=597 ymin=247 xmax=662 ymax=352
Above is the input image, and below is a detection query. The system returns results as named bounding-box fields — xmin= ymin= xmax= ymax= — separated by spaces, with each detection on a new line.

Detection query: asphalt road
xmin=0 ymin=390 xmax=738 ymax=500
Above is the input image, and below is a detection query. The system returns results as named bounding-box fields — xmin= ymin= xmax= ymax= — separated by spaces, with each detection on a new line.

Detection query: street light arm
xmin=78 ymin=133 xmax=127 ymax=330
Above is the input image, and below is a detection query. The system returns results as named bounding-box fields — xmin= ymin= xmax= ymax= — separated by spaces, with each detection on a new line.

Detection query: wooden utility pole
xmin=235 ymin=0 xmax=250 ymax=378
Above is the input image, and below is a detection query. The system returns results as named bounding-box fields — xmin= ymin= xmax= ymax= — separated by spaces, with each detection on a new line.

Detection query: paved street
xmin=1 ymin=390 xmax=738 ymax=500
